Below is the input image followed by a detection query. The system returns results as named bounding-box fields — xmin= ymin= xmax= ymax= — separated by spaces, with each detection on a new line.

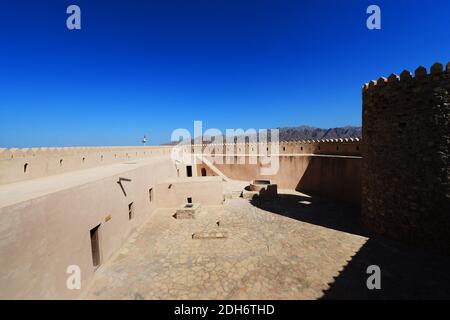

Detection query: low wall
xmin=155 ymin=176 xmax=224 ymax=208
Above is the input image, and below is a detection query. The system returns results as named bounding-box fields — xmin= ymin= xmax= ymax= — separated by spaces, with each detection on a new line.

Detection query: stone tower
xmin=362 ymin=62 xmax=450 ymax=253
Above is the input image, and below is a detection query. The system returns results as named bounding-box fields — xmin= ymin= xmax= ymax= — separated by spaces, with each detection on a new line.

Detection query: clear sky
xmin=0 ymin=0 xmax=449 ymax=147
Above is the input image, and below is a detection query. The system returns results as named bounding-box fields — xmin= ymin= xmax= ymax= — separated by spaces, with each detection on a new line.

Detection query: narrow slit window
xmin=128 ymin=202 xmax=134 ymax=220
xmin=90 ymin=225 xmax=101 ymax=267
xmin=186 ymin=165 xmax=192 ymax=177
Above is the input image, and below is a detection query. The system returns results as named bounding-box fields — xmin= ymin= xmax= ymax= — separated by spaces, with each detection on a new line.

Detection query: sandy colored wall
xmin=0 ymin=146 xmax=173 ymax=185
xmin=195 ymin=140 xmax=362 ymax=206
xmin=155 ymin=176 xmax=223 ymax=208
xmin=0 ymin=154 xmax=178 ymax=299
xmin=0 ymin=140 xmax=361 ymax=299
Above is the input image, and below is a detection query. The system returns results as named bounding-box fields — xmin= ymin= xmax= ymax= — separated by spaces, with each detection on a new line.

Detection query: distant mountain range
xmin=162 ymin=125 xmax=361 ymax=145
xmin=276 ymin=125 xmax=362 ymax=141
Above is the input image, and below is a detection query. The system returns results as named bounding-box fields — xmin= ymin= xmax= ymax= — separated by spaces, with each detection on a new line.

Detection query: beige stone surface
xmin=82 ymin=192 xmax=368 ymax=300
xmin=155 ymin=176 xmax=223 ymax=208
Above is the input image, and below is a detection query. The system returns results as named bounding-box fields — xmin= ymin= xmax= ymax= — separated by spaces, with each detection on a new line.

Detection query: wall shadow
xmin=250 ymin=194 xmax=450 ymax=299
xmin=321 ymin=236 xmax=450 ymax=299
xmin=296 ymin=156 xmax=361 ymax=207
xmin=250 ymin=193 xmax=367 ymax=237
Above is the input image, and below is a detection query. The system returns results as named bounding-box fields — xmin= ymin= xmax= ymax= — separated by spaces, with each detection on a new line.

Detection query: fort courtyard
xmin=81 ymin=186 xmax=450 ymax=300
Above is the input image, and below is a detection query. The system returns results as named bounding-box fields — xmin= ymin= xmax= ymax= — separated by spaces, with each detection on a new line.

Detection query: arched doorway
xmin=201 ymin=168 xmax=207 ymax=176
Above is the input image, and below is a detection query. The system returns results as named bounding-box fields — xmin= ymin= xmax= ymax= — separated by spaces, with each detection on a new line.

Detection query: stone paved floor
xmin=82 ymin=191 xmax=450 ymax=300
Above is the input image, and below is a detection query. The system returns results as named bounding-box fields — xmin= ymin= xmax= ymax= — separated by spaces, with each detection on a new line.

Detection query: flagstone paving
xmin=82 ymin=191 xmax=450 ymax=299
xmin=82 ymin=191 xmax=369 ymax=299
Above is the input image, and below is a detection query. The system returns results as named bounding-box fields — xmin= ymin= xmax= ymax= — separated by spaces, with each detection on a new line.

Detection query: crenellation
xmin=400 ymin=70 xmax=413 ymax=81
xmin=387 ymin=73 xmax=400 ymax=83
xmin=414 ymin=65 xmax=428 ymax=79
xmin=0 ymin=146 xmax=174 ymax=185
xmin=430 ymin=62 xmax=444 ymax=75
xmin=377 ymin=77 xmax=387 ymax=86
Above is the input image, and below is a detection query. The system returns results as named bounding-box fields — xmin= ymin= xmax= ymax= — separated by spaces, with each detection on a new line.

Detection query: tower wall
xmin=362 ymin=62 xmax=450 ymax=252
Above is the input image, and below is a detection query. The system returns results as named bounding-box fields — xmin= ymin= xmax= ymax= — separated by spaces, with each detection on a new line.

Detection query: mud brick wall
xmin=362 ymin=62 xmax=450 ymax=253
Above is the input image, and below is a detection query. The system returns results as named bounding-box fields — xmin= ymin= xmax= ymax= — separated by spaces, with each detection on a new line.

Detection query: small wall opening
xmin=59 ymin=159 xmax=63 ymax=167
xmin=149 ymin=188 xmax=153 ymax=202
xmin=90 ymin=225 xmax=101 ymax=267
xmin=186 ymin=165 xmax=192 ymax=177
xmin=201 ymin=168 xmax=207 ymax=176
xmin=23 ymin=163 xmax=28 ymax=173
xmin=187 ymin=197 xmax=192 ymax=204
xmin=128 ymin=202 xmax=134 ymax=220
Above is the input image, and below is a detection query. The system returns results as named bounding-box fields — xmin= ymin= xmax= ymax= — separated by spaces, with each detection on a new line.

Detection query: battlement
xmin=0 ymin=145 xmax=172 ymax=160
xmin=362 ymin=61 xmax=450 ymax=92
xmin=0 ymin=139 xmax=362 ymax=186
xmin=186 ymin=138 xmax=362 ymax=156
xmin=0 ymin=146 xmax=174 ymax=185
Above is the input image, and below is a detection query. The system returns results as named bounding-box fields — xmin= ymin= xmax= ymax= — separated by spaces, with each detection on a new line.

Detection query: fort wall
xmin=194 ymin=139 xmax=362 ymax=206
xmin=0 ymin=154 xmax=179 ymax=299
xmin=0 ymin=139 xmax=362 ymax=298
xmin=362 ymin=62 xmax=450 ymax=253
xmin=0 ymin=146 xmax=173 ymax=185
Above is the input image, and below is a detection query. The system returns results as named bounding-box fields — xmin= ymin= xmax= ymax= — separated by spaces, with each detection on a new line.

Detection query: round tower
xmin=362 ymin=62 xmax=450 ymax=253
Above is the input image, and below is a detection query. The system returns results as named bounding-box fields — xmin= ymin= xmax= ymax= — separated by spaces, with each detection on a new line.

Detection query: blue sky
xmin=0 ymin=0 xmax=449 ymax=147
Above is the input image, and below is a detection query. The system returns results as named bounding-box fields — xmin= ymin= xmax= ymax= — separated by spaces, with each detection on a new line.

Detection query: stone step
xmin=231 ymin=190 xmax=243 ymax=198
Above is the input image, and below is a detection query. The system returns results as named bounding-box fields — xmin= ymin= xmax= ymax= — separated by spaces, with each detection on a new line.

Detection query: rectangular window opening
xmin=90 ymin=224 xmax=101 ymax=267
xmin=128 ymin=202 xmax=134 ymax=220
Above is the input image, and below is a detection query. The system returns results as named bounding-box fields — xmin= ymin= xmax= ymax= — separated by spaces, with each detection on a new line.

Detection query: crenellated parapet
xmin=362 ymin=61 xmax=450 ymax=253
xmin=186 ymin=138 xmax=362 ymax=157
xmin=362 ymin=61 xmax=450 ymax=93
xmin=0 ymin=145 xmax=172 ymax=160
xmin=0 ymin=146 xmax=174 ymax=185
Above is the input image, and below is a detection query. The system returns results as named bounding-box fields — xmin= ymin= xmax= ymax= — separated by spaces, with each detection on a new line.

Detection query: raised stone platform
xmin=174 ymin=203 xmax=201 ymax=219
xmin=243 ymin=180 xmax=278 ymax=199
xmin=192 ymin=230 xmax=228 ymax=240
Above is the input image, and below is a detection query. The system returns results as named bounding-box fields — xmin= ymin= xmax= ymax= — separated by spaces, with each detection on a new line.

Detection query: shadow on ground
xmin=250 ymin=193 xmax=450 ymax=299
xmin=250 ymin=193 xmax=367 ymax=237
